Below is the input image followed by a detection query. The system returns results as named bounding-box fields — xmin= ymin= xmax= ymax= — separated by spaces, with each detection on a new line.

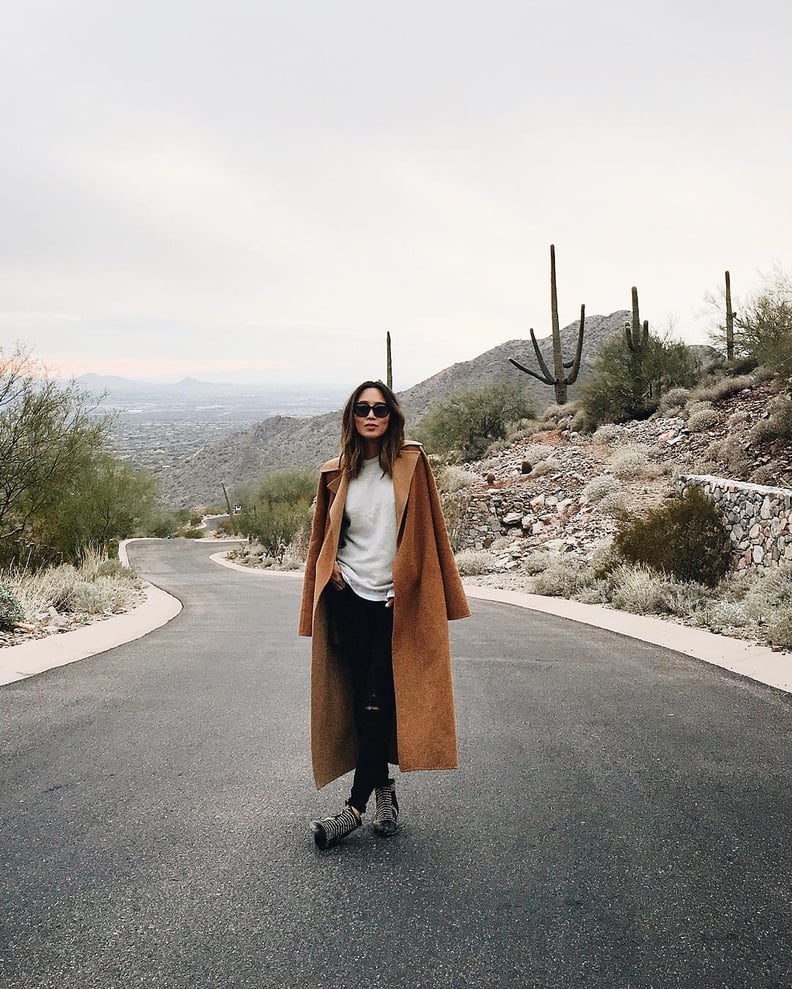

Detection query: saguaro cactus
xmin=724 ymin=270 xmax=736 ymax=362
xmin=386 ymin=331 xmax=393 ymax=390
xmin=624 ymin=285 xmax=651 ymax=401
xmin=509 ymin=244 xmax=585 ymax=406
xmin=625 ymin=286 xmax=649 ymax=353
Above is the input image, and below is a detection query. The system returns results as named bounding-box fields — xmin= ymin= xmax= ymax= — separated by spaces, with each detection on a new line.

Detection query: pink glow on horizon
xmin=38 ymin=354 xmax=287 ymax=379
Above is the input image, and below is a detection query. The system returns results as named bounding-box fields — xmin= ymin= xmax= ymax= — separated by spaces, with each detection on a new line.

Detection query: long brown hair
xmin=340 ymin=380 xmax=406 ymax=478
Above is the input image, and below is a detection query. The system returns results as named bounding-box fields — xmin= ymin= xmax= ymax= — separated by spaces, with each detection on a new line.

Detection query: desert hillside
xmin=156 ymin=311 xmax=629 ymax=506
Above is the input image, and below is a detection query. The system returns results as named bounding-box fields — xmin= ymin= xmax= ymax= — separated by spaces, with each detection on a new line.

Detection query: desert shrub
xmin=589 ymin=538 xmax=620 ymax=578
xmin=592 ymin=423 xmax=623 ymax=444
xmin=454 ymin=548 xmax=492 ymax=576
xmin=598 ymin=491 xmax=629 ymax=517
xmin=692 ymin=598 xmax=752 ymax=633
xmin=0 ymin=582 xmax=24 ymax=630
xmin=742 ymin=563 xmax=792 ymax=621
xmin=521 ymin=550 xmax=555 ymax=575
xmin=569 ymin=407 xmax=597 ymax=433
xmin=687 ymin=407 xmax=720 ymax=432
xmin=581 ymin=332 xmax=700 ymax=425
xmin=3 ymin=559 xmax=140 ymax=620
xmin=415 ymin=382 xmax=534 ymax=461
xmin=703 ymin=436 xmax=751 ymax=476
xmin=440 ymin=489 xmax=472 ymax=553
xmin=768 ymin=605 xmax=792 ymax=651
xmin=231 ymin=469 xmax=316 ymax=561
xmin=528 ymin=460 xmax=556 ymax=478
xmin=506 ymin=418 xmax=542 ymax=441
xmin=609 ymin=564 xmax=674 ymax=614
xmin=609 ymin=444 xmax=651 ymax=478
xmin=749 ymin=396 xmax=792 ymax=444
xmin=540 ymin=404 xmax=573 ymax=425
xmin=614 ymin=486 xmax=732 ymax=586
xmin=179 ymin=526 xmax=205 ymax=539
xmin=685 ymin=400 xmax=713 ymax=417
xmin=658 ymin=387 xmax=691 ymax=414
xmin=692 ymin=374 xmax=755 ymax=404
xmin=250 ymin=501 xmax=311 ymax=562
xmin=435 ymin=465 xmax=480 ymax=494
xmin=532 ymin=558 xmax=587 ymax=597
xmin=582 ymin=475 xmax=621 ymax=503
xmin=750 ymin=465 xmax=782 ymax=487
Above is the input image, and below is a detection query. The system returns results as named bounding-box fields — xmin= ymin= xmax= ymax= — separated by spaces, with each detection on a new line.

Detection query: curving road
xmin=1 ymin=540 xmax=791 ymax=989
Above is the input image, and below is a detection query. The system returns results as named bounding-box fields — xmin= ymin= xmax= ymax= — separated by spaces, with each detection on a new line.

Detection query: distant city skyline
xmin=2 ymin=2 xmax=790 ymax=391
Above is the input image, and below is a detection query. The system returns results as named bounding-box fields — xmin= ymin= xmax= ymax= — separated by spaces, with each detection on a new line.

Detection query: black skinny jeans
xmin=331 ymin=585 xmax=395 ymax=815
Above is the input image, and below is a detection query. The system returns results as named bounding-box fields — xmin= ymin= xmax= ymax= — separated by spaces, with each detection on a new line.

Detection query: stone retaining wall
xmin=676 ymin=474 xmax=792 ymax=570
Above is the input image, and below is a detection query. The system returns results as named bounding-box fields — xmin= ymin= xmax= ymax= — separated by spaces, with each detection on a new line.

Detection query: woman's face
xmin=353 ymin=386 xmax=391 ymax=445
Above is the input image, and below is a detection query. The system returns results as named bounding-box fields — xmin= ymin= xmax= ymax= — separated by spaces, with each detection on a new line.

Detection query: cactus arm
xmin=386 ymin=331 xmax=393 ymax=390
xmin=564 ymin=304 xmax=585 ymax=385
xmin=529 ymin=327 xmax=554 ymax=381
xmin=508 ymin=356 xmax=553 ymax=383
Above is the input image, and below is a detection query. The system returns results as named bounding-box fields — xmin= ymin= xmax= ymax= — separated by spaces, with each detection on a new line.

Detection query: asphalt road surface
xmin=2 ymin=540 xmax=791 ymax=989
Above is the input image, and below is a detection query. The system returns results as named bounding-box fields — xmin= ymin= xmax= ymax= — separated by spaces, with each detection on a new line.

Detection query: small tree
xmin=232 ymin=469 xmax=316 ymax=561
xmin=735 ymin=266 xmax=792 ymax=380
xmin=0 ymin=348 xmax=109 ymax=565
xmin=415 ymin=382 xmax=534 ymax=460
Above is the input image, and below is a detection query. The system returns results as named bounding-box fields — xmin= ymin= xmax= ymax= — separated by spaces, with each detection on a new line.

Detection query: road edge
xmin=464 ymin=584 xmax=791 ymax=695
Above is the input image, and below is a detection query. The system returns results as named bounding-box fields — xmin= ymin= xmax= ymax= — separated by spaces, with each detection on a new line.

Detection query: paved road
xmin=2 ymin=540 xmax=791 ymax=989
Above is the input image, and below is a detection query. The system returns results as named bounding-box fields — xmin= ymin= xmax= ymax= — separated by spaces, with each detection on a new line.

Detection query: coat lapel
xmin=324 ymin=469 xmax=348 ymax=558
xmin=393 ymin=448 xmax=420 ymax=537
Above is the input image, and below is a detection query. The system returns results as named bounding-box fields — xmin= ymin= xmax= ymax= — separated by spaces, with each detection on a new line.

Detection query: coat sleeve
xmin=298 ymin=472 xmax=330 ymax=637
xmin=420 ymin=451 xmax=471 ymax=621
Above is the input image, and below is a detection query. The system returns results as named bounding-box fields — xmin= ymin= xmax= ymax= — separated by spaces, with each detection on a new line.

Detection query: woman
xmin=299 ymin=380 xmax=470 ymax=850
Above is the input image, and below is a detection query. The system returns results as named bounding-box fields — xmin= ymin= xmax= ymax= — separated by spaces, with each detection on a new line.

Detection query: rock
xmin=502 ymin=512 xmax=522 ymax=527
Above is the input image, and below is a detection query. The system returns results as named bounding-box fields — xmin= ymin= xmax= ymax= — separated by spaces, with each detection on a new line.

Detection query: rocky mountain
xmin=154 ymin=310 xmax=631 ymax=507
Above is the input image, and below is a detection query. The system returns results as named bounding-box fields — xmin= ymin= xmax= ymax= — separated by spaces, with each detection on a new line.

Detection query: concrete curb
xmin=210 ymin=552 xmax=303 ymax=578
xmin=0 ymin=584 xmax=182 ymax=687
xmin=463 ymin=585 xmax=791 ymax=695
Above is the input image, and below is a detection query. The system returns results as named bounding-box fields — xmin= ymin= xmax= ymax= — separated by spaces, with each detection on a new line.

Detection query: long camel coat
xmin=299 ymin=441 xmax=470 ymax=788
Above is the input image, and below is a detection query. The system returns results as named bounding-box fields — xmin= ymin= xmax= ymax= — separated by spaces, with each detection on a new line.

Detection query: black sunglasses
xmin=353 ymin=402 xmax=391 ymax=419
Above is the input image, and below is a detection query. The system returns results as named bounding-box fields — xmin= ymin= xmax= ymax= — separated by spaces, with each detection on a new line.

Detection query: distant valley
xmin=79 ymin=374 xmax=349 ymax=472
xmin=141 ymin=311 xmax=635 ymax=507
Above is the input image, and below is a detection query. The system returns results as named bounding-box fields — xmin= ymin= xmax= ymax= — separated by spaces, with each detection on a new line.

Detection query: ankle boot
xmin=372 ymin=779 xmax=399 ymax=837
xmin=310 ymin=802 xmax=362 ymax=850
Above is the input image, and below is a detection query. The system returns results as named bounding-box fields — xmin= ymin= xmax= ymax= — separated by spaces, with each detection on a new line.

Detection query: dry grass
xmin=592 ymin=424 xmax=622 ymax=445
xmin=691 ymin=374 xmax=756 ymax=404
xmin=609 ymin=444 xmax=652 ymax=478
xmin=582 ymin=475 xmax=621 ymax=503
xmin=4 ymin=553 xmax=142 ymax=621
xmin=687 ymin=407 xmax=721 ymax=432
xmin=454 ymin=548 xmax=493 ymax=576
xmin=658 ymin=387 xmax=691 ymax=414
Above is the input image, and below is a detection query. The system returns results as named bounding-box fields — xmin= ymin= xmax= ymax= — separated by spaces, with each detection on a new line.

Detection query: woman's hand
xmin=330 ymin=563 xmax=345 ymax=591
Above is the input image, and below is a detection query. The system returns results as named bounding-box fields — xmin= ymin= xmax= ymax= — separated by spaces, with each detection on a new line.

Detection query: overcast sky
xmin=1 ymin=1 xmax=790 ymax=390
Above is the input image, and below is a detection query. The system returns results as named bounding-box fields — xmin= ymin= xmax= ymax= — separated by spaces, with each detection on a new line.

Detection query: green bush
xmin=614 ymin=487 xmax=732 ymax=586
xmin=581 ymin=332 xmax=700 ymax=425
xmin=734 ymin=269 xmax=792 ymax=380
xmin=232 ymin=469 xmax=316 ymax=561
xmin=0 ymin=582 xmax=24 ymax=630
xmin=415 ymin=382 xmax=534 ymax=461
